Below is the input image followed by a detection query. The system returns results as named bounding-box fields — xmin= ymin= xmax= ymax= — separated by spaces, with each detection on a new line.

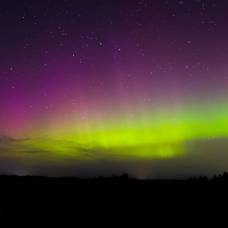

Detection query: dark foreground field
xmin=1 ymin=174 xmax=228 ymax=221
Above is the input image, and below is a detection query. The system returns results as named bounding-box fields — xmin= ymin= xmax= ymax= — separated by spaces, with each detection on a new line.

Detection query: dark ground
xmin=0 ymin=174 xmax=227 ymax=222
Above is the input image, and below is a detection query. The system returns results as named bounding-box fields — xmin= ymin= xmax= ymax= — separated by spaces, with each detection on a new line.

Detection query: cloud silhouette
xmin=0 ymin=136 xmax=16 ymax=145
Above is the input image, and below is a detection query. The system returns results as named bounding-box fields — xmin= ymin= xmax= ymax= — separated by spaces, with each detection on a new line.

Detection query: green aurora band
xmin=4 ymin=99 xmax=228 ymax=162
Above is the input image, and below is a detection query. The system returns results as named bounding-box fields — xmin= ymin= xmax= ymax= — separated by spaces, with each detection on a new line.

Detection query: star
xmin=185 ymin=65 xmax=190 ymax=69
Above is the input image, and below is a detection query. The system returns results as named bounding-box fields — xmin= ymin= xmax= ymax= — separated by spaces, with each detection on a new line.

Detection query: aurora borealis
xmin=1 ymin=0 xmax=228 ymax=178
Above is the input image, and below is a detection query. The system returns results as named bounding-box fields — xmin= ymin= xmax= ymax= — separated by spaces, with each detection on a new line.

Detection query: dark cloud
xmin=0 ymin=136 xmax=16 ymax=145
xmin=0 ymin=136 xmax=228 ymax=178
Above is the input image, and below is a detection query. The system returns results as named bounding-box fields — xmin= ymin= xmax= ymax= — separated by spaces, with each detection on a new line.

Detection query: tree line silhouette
xmin=0 ymin=172 xmax=228 ymax=183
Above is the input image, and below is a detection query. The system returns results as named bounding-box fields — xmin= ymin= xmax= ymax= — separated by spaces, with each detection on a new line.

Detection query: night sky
xmin=1 ymin=0 xmax=228 ymax=178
